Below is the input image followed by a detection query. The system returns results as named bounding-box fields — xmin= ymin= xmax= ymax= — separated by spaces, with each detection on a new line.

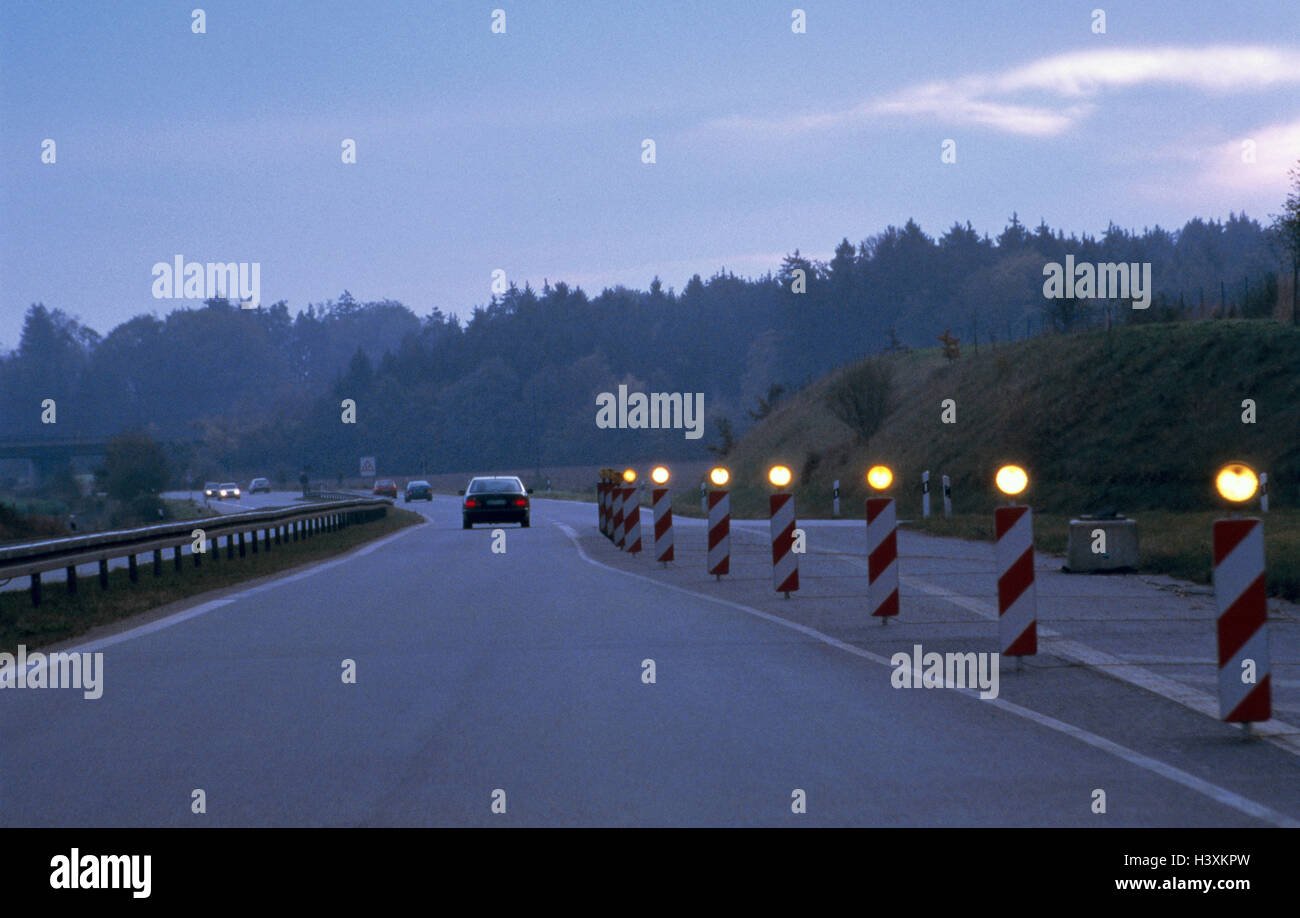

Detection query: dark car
xmin=248 ymin=477 xmax=271 ymax=494
xmin=404 ymin=480 xmax=433 ymax=502
xmin=461 ymin=476 xmax=532 ymax=529
xmin=373 ymin=479 xmax=398 ymax=499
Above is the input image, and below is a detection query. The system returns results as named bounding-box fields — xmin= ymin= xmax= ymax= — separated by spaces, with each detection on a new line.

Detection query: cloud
xmin=706 ymin=45 xmax=1300 ymax=139
xmin=1199 ymin=119 xmax=1300 ymax=194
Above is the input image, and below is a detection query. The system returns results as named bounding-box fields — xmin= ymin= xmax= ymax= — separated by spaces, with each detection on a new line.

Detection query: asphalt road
xmin=1 ymin=495 xmax=1297 ymax=826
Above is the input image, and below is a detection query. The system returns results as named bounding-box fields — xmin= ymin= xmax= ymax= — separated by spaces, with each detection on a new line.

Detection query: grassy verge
xmin=0 ymin=507 xmax=424 ymax=652
xmin=162 ymin=498 xmax=218 ymax=521
xmin=908 ymin=509 xmax=1300 ymax=601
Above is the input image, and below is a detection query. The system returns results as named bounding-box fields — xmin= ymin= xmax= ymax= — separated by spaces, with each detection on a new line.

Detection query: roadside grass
xmin=162 ymin=498 xmax=218 ymax=521
xmin=0 ymin=507 xmax=424 ymax=652
xmin=716 ymin=320 xmax=1300 ymax=521
xmin=908 ymin=509 xmax=1300 ymax=601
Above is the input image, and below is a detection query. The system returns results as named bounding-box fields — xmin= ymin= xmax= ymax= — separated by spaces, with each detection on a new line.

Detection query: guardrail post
xmin=292 ymin=521 xmax=299 ymax=542
xmin=174 ymin=545 xmax=183 ymax=571
xmin=275 ymin=524 xmax=282 ymax=545
xmin=194 ymin=541 xmax=202 ymax=567
xmin=99 ymin=558 xmax=110 ymax=588
xmin=153 ymin=549 xmax=162 ymax=577
xmin=227 ymin=533 xmax=235 ymax=559
xmin=239 ymin=531 xmax=247 ymax=557
xmin=263 ymin=528 xmax=270 ymax=551
xmin=66 ymin=565 xmax=77 ymax=595
xmin=128 ymin=553 xmax=138 ymax=582
xmin=30 ymin=572 xmax=41 ymax=606
xmin=251 ymin=528 xmax=259 ymax=554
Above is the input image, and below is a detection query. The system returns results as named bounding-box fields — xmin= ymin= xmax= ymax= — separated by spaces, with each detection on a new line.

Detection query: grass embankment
xmin=0 ymin=507 xmax=424 ymax=651
xmin=691 ymin=319 xmax=1300 ymax=598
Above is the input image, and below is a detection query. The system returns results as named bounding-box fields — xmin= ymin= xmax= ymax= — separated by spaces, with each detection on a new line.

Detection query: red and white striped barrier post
xmin=650 ymin=466 xmax=674 ymax=566
xmin=625 ymin=485 xmax=643 ymax=554
xmin=768 ymin=465 xmax=799 ymax=598
xmin=1213 ymin=518 xmax=1271 ymax=724
xmin=707 ymin=467 xmax=730 ymax=580
xmin=597 ymin=479 xmax=608 ymax=536
xmin=604 ymin=478 xmax=614 ymax=539
xmin=1212 ymin=463 xmax=1272 ymax=728
xmin=994 ymin=465 xmax=1036 ymax=659
xmin=613 ymin=482 xmax=627 ymax=549
xmin=866 ymin=466 xmax=898 ymax=623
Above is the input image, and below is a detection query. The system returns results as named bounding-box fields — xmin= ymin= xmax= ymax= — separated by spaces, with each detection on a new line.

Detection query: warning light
xmin=866 ymin=465 xmax=894 ymax=491
xmin=768 ymin=465 xmax=793 ymax=489
xmin=651 ymin=466 xmax=670 ymax=485
xmin=622 ymin=469 xmax=637 ymax=483
xmin=709 ymin=467 xmax=730 ymax=487
xmin=995 ymin=465 xmax=1029 ymax=497
xmin=1215 ymin=463 xmax=1259 ymax=503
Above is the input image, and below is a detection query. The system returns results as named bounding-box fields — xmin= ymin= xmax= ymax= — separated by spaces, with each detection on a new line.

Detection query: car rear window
xmin=469 ymin=478 xmax=524 ymax=493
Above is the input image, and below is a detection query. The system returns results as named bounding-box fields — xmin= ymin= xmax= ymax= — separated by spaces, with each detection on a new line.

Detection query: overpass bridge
xmin=0 ymin=435 xmax=199 ymax=486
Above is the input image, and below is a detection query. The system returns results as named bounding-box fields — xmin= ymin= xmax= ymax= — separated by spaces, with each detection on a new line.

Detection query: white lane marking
xmin=15 ymin=517 xmax=428 ymax=669
xmin=554 ymin=521 xmax=1300 ymax=827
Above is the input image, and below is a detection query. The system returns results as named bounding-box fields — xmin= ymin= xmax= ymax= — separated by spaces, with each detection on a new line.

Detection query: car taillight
xmin=464 ymin=499 xmax=478 ymax=508
xmin=513 ymin=498 xmax=527 ymax=507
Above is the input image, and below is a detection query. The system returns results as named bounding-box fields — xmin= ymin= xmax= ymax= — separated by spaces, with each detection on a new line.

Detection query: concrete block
xmin=1066 ymin=517 xmax=1138 ymax=572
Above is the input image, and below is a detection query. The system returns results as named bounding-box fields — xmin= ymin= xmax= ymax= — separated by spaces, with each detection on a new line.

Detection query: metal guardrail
xmin=0 ymin=498 xmax=390 ymax=606
xmin=303 ymin=488 xmax=368 ymax=502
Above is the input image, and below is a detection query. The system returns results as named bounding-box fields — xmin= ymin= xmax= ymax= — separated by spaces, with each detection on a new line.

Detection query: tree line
xmin=1 ymin=208 xmax=1292 ymax=483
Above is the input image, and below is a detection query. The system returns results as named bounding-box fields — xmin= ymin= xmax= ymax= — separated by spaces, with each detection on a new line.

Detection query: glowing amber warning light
xmin=709 ymin=467 xmax=730 ymax=487
xmin=1215 ymin=463 xmax=1258 ymax=503
xmin=622 ymin=469 xmax=637 ymax=483
xmin=651 ymin=466 xmax=670 ymax=485
xmin=768 ymin=465 xmax=793 ymax=488
xmin=866 ymin=465 xmax=894 ymax=491
xmin=995 ymin=465 xmax=1029 ymax=497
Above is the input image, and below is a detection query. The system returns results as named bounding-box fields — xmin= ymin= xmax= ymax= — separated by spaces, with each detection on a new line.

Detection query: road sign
xmin=360 ymin=457 xmax=376 ymax=477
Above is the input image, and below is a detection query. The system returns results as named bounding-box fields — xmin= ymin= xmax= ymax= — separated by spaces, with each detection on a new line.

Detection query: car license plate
xmin=487 ymin=499 xmax=506 ymax=506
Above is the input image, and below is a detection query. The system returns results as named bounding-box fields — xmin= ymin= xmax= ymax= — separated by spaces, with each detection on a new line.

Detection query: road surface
xmin=1 ymin=495 xmax=1297 ymax=826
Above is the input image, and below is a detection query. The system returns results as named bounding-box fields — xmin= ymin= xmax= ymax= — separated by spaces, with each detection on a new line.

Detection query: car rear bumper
xmin=463 ymin=510 xmax=528 ymax=525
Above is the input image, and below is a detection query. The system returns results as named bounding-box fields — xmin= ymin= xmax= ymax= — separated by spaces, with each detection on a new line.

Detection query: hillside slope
xmin=705 ymin=320 xmax=1300 ymax=520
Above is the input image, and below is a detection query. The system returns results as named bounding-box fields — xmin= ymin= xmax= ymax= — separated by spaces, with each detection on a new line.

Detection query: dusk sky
xmin=3 ymin=0 xmax=1298 ymax=349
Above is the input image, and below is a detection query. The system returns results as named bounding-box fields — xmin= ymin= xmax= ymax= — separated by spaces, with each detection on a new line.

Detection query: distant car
xmin=461 ymin=476 xmax=531 ymax=529
xmin=217 ymin=482 xmax=241 ymax=500
xmin=203 ymin=482 xmax=219 ymax=499
xmin=404 ymin=480 xmax=433 ymax=502
xmin=373 ymin=479 xmax=398 ymax=499
xmin=249 ymin=477 xmax=271 ymax=494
